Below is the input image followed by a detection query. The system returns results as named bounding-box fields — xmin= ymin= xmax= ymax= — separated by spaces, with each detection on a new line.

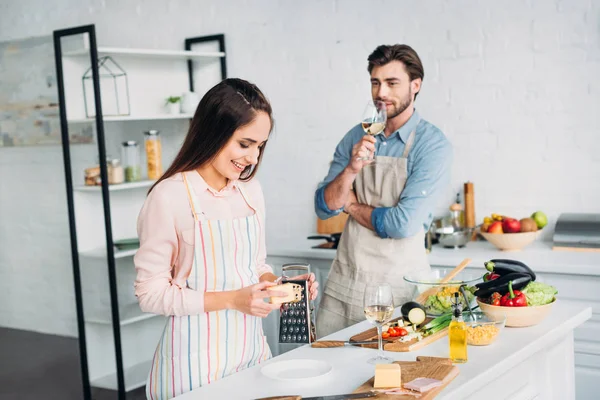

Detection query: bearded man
xmin=314 ymin=44 xmax=453 ymax=337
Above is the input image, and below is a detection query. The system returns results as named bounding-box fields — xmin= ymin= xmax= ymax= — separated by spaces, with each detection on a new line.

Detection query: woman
xmin=134 ymin=78 xmax=318 ymax=400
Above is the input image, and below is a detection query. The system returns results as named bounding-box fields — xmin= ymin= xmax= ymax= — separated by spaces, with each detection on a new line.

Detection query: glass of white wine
xmin=359 ymin=100 xmax=387 ymax=163
xmin=363 ymin=282 xmax=394 ymax=364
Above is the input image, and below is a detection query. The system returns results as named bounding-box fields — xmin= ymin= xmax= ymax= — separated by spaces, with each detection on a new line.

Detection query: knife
xmin=257 ymin=392 xmax=377 ymax=400
xmin=310 ymin=340 xmax=378 ymax=348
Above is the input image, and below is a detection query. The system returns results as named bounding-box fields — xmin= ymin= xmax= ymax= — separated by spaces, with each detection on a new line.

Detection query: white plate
xmin=260 ymin=359 xmax=332 ymax=381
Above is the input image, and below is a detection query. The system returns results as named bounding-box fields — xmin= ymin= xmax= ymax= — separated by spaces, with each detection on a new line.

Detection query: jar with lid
xmin=144 ymin=130 xmax=163 ymax=180
xmin=108 ymin=158 xmax=124 ymax=184
xmin=121 ymin=140 xmax=141 ymax=182
xmin=92 ymin=155 xmax=124 ymax=185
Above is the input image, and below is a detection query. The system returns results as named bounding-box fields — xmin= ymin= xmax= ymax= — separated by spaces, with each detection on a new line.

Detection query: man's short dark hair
xmin=367 ymin=44 xmax=424 ymax=99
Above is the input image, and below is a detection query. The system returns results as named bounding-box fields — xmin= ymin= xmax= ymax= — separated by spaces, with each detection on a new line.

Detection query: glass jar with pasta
xmin=144 ymin=130 xmax=163 ymax=180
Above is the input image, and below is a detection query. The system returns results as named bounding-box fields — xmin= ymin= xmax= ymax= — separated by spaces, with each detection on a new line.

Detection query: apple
xmin=531 ymin=211 xmax=548 ymax=229
xmin=502 ymin=218 xmax=521 ymax=233
xmin=487 ymin=221 xmax=503 ymax=234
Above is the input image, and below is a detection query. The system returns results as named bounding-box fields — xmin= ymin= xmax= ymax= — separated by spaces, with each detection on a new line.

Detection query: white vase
xmin=180 ymin=92 xmax=200 ymax=114
xmin=167 ymin=102 xmax=180 ymax=114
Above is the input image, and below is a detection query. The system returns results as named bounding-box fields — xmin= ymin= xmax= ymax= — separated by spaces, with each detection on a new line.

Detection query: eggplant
xmin=474 ymin=272 xmax=532 ymax=298
xmin=401 ymin=301 xmax=427 ymax=325
xmin=485 ymin=259 xmax=536 ymax=281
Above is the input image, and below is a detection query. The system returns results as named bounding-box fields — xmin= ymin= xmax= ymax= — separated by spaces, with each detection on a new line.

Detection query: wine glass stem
xmin=377 ymin=325 xmax=383 ymax=357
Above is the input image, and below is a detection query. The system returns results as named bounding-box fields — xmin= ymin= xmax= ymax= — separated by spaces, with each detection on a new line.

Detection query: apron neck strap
xmin=182 ymin=172 xmax=200 ymax=221
xmin=402 ymin=129 xmax=417 ymax=158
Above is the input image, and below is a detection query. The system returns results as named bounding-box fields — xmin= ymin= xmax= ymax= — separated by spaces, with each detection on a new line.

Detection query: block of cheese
xmin=268 ymin=283 xmax=303 ymax=304
xmin=373 ymin=363 xmax=402 ymax=389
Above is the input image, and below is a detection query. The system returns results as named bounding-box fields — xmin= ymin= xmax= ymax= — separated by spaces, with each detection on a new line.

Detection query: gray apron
xmin=316 ymin=129 xmax=431 ymax=338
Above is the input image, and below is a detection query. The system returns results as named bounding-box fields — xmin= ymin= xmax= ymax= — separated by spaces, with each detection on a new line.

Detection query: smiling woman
xmin=149 ymin=78 xmax=273 ymax=192
xmin=134 ymin=78 xmax=319 ymax=400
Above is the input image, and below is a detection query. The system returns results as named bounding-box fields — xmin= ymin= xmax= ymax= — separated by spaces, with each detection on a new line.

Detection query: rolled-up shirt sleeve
xmin=372 ymin=138 xmax=453 ymax=239
xmin=314 ymin=126 xmax=360 ymax=219
xmin=134 ymin=187 xmax=205 ymax=316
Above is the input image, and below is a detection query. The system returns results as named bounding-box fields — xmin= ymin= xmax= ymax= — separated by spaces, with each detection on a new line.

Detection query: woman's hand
xmin=347 ymin=135 xmax=376 ymax=174
xmin=231 ymin=281 xmax=284 ymax=318
xmin=295 ymin=273 xmax=319 ymax=301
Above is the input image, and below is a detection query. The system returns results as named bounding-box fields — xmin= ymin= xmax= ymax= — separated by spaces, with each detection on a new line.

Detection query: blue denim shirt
xmin=314 ymin=110 xmax=453 ymax=239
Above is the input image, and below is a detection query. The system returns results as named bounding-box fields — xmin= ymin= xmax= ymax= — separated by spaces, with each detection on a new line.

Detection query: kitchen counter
xmin=269 ymin=239 xmax=600 ymax=276
xmin=174 ymin=301 xmax=591 ymax=400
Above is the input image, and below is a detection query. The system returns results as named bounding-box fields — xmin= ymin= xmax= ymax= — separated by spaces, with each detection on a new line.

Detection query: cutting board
xmin=316 ymin=213 xmax=348 ymax=234
xmin=353 ymin=357 xmax=460 ymax=399
xmin=349 ymin=317 xmax=448 ymax=352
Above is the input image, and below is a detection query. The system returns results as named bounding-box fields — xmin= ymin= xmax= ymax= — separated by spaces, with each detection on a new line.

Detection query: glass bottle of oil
xmin=448 ymin=292 xmax=467 ymax=363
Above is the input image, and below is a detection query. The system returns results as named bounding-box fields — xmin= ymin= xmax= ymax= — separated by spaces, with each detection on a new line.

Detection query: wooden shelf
xmin=86 ymin=303 xmax=159 ymax=326
xmin=75 ymin=180 xmax=155 ymax=192
xmin=64 ymin=46 xmax=225 ymax=60
xmin=68 ymin=113 xmax=194 ymax=124
xmin=91 ymin=359 xmax=152 ymax=392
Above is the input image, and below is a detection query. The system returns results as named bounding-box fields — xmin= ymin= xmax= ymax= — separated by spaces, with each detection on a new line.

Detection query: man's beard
xmin=386 ymin=88 xmax=412 ymax=120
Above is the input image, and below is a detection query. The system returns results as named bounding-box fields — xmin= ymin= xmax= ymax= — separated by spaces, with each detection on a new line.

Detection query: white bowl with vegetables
xmin=477 ymin=281 xmax=558 ymax=327
xmin=404 ymin=269 xmax=484 ymax=316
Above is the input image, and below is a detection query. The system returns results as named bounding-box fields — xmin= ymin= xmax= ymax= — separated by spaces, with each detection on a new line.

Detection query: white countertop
xmin=174 ymin=300 xmax=591 ymax=400
xmin=268 ymin=239 xmax=600 ymax=276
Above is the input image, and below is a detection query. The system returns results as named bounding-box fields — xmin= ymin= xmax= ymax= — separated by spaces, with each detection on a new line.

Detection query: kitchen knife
xmin=310 ymin=340 xmax=378 ymax=348
xmin=257 ymin=392 xmax=377 ymax=400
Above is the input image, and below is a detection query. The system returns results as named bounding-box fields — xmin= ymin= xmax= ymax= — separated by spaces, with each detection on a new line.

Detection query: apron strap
xmin=182 ymin=172 xmax=200 ymax=221
xmin=402 ymin=129 xmax=417 ymax=158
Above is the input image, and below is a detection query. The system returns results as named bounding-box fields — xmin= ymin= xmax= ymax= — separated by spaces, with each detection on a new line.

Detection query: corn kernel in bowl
xmin=466 ymin=324 xmax=500 ymax=346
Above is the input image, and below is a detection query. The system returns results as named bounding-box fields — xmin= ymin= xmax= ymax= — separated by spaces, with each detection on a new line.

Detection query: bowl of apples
xmin=479 ymin=212 xmax=546 ymax=251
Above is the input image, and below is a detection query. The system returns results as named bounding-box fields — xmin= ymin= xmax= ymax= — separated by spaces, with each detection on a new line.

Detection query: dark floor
xmin=0 ymin=328 xmax=146 ymax=400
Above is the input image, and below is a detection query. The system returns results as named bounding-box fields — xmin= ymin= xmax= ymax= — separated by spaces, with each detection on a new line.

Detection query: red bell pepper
xmin=483 ymin=272 xmax=501 ymax=282
xmin=500 ymin=281 xmax=527 ymax=307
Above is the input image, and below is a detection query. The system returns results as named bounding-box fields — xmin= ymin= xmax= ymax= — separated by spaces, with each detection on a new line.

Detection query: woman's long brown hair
xmin=148 ymin=78 xmax=273 ymax=193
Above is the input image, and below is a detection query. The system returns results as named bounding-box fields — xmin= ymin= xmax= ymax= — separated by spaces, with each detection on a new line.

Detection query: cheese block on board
xmin=373 ymin=364 xmax=402 ymax=389
xmin=268 ymin=283 xmax=303 ymax=304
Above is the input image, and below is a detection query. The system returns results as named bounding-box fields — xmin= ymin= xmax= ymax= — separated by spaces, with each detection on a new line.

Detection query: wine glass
xmin=359 ymin=100 xmax=387 ymax=162
xmin=363 ymin=282 xmax=394 ymax=364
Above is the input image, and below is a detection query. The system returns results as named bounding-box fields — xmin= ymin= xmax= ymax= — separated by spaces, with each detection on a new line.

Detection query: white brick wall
xmin=1 ymin=0 xmax=598 ymax=336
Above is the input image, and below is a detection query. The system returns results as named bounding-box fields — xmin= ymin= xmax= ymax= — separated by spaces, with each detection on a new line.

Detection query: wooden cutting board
xmin=316 ymin=213 xmax=348 ymax=234
xmin=353 ymin=357 xmax=460 ymax=399
xmin=349 ymin=317 xmax=449 ymax=352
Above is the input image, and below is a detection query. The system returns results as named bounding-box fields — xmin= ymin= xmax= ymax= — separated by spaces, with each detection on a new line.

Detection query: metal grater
xmin=278 ymin=263 xmax=317 ymax=344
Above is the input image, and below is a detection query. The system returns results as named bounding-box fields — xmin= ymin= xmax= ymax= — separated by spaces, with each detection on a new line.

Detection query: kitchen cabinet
xmin=265 ymin=239 xmax=600 ymax=399
xmin=53 ymin=24 xmax=226 ymax=399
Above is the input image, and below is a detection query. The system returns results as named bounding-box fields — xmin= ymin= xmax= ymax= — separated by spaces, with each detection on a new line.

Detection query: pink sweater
xmin=133 ymin=171 xmax=273 ymax=316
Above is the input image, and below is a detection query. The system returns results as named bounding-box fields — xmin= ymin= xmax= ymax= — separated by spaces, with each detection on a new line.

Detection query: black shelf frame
xmin=52 ymin=24 xmax=226 ymax=400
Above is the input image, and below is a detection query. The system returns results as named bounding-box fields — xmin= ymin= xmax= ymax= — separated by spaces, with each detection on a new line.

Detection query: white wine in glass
xmin=363 ymin=283 xmax=394 ymax=364
xmin=359 ymin=100 xmax=387 ymax=162
xmin=364 ymin=305 xmax=394 ymax=325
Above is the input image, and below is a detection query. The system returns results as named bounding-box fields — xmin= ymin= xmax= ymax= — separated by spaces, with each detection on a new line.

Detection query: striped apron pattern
xmin=146 ymin=173 xmax=271 ymax=400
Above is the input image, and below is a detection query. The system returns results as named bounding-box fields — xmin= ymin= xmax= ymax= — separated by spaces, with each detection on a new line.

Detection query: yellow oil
xmin=448 ymin=319 xmax=468 ymax=363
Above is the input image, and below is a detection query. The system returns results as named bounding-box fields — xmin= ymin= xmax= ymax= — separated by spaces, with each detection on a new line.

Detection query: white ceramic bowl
xmin=476 ymin=297 xmax=556 ymax=327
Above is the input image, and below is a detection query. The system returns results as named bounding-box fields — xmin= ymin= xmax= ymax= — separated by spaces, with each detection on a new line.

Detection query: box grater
xmin=278 ymin=263 xmax=317 ymax=344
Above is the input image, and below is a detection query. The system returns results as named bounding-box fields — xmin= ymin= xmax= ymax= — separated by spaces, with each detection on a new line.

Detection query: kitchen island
xmin=265 ymin=239 xmax=600 ymax=396
xmin=174 ymin=300 xmax=591 ymax=400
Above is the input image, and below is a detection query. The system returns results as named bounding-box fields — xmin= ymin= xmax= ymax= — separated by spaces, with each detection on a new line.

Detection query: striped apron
xmin=146 ymin=172 xmax=271 ymax=400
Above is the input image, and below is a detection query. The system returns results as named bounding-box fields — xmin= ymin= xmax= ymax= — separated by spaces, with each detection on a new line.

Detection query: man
xmin=314 ymin=44 xmax=453 ymax=337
